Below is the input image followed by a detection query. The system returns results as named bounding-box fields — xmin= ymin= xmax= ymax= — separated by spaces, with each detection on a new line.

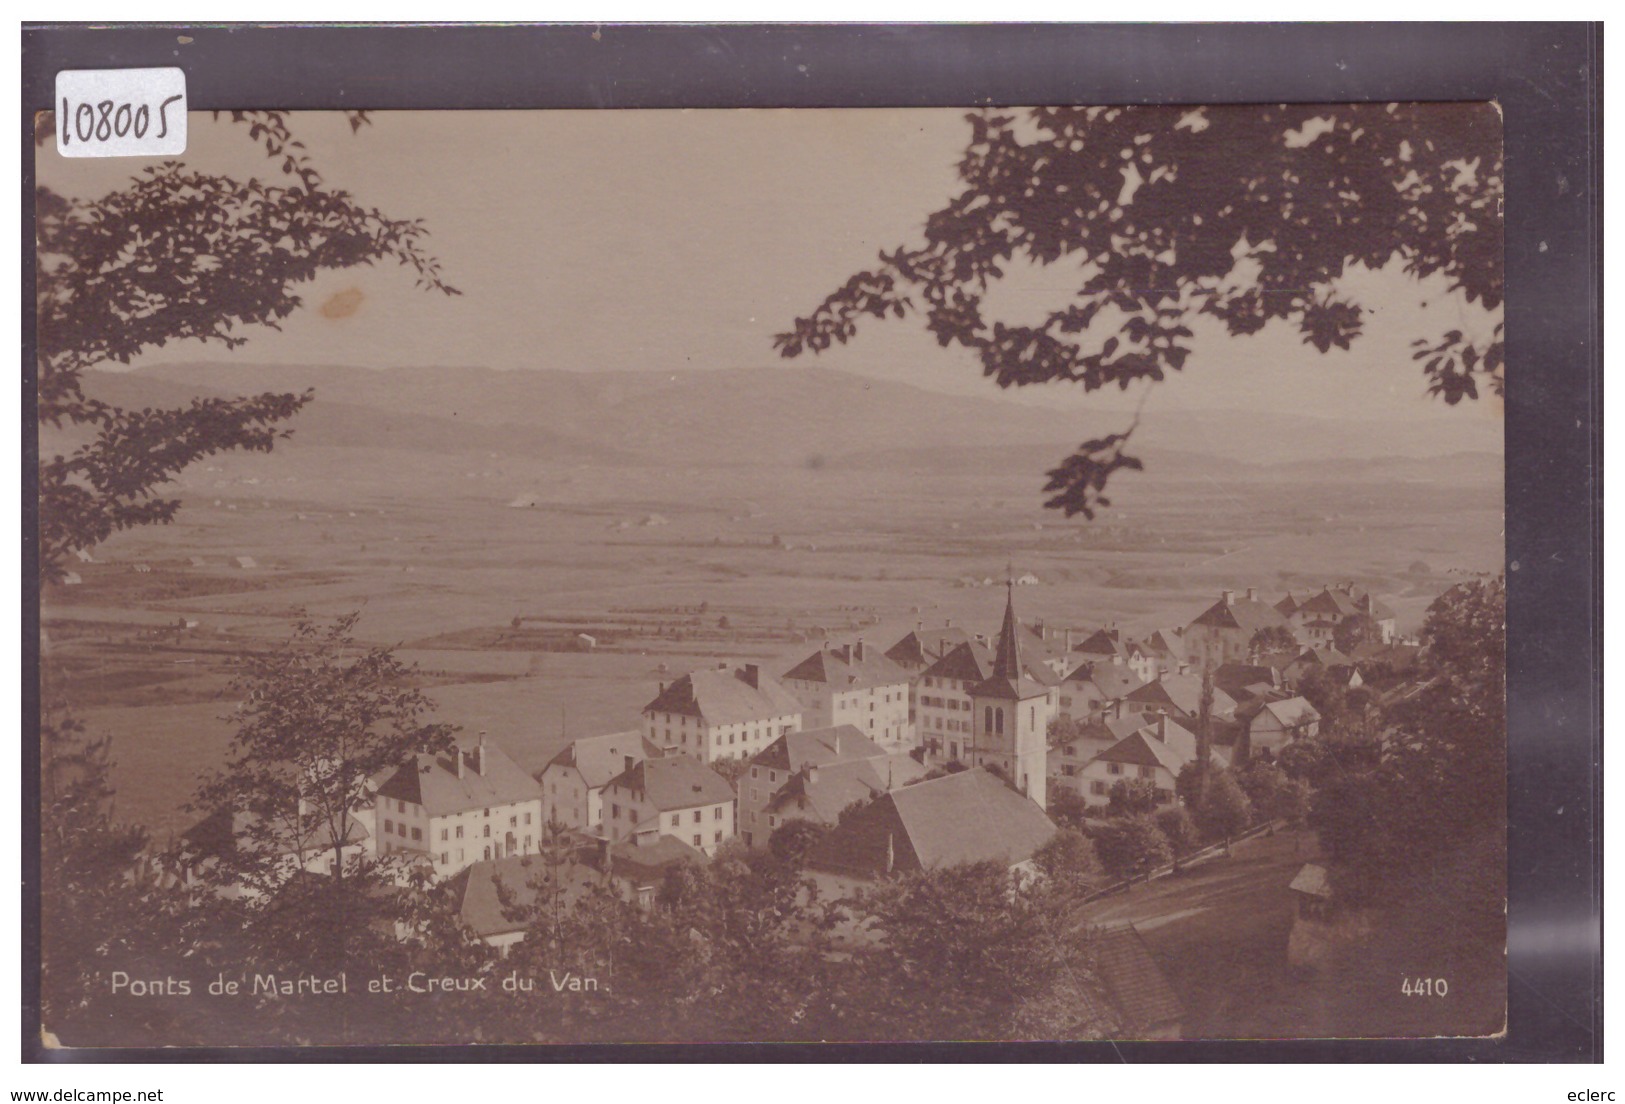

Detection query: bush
xmin=1092 ymin=815 xmax=1172 ymax=882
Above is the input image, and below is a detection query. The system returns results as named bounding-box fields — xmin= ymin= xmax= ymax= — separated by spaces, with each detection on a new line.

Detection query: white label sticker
xmin=54 ymin=68 xmax=187 ymax=158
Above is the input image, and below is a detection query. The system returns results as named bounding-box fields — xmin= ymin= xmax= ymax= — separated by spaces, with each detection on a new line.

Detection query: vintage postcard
xmin=34 ymin=103 xmax=1505 ymax=1047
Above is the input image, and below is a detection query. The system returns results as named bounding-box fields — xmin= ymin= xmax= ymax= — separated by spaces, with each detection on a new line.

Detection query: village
xmin=168 ymin=573 xmax=1433 ymax=1037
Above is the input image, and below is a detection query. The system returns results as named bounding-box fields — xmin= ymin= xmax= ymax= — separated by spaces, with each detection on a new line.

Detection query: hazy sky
xmin=39 ymin=108 xmax=1503 ymax=435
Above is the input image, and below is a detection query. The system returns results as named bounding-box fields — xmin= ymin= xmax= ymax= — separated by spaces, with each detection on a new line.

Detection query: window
xmin=1107 ymin=762 xmax=1123 ymax=776
xmin=714 ymin=830 xmax=723 ymax=843
xmin=692 ymin=810 xmax=702 ymax=824
xmin=1064 ymin=746 xmax=1074 ymax=756
xmin=670 ymin=813 xmax=680 ymax=828
xmin=456 ymin=825 xmax=464 ymax=839
xmin=1138 ymin=766 xmax=1155 ymax=780
xmin=510 ymin=815 xmax=518 ymax=828
xmin=397 ymin=800 xmax=406 ymax=814
xmin=751 ymin=767 xmax=759 ymax=779
xmin=1062 ymin=766 xmax=1076 ymax=777
xmin=483 ymin=808 xmax=490 ymax=817
xmin=483 ymin=846 xmax=491 ymax=861
xmin=693 ymin=835 xmax=702 ymax=847
xmin=1091 ymin=781 xmax=1107 ymax=796
xmin=411 ymin=827 xmax=422 ymax=841
xmin=441 ymin=828 xmax=449 ymax=842
xmin=483 ymin=825 xmax=491 ymax=838
xmin=440 ymin=852 xmax=449 ymax=865
xmin=384 ymin=818 xmax=394 ymax=834
xmin=713 ymin=806 xmax=723 ymax=820
xmin=524 ymin=812 xmax=532 ymax=825
xmin=612 ymin=804 xmax=620 ymax=819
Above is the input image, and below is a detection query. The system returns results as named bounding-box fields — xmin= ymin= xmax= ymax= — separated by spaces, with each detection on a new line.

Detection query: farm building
xmin=233 ymin=556 xmax=258 ymax=570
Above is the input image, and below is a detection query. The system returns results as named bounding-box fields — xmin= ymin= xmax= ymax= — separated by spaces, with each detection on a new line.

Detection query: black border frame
xmin=20 ymin=21 xmax=1603 ymax=1064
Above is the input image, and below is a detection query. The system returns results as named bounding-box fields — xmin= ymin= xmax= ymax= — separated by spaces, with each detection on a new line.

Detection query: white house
xmin=600 ymin=755 xmax=737 ymax=856
xmin=369 ymin=734 xmax=546 ymax=878
xmin=1242 ymin=696 xmax=1322 ymax=758
xmin=781 ymin=640 xmax=913 ymax=750
xmin=737 ymin=724 xmax=885 ymax=848
xmin=539 ymin=730 xmax=663 ymax=833
xmin=642 ymin=663 xmax=802 ymax=764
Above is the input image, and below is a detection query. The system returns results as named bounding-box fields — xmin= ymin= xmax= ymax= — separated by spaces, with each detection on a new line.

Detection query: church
xmin=964 ymin=582 xmax=1051 ymax=811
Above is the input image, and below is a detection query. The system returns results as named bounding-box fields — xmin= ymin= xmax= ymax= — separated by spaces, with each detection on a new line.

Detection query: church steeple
xmin=992 ymin=578 xmax=1022 ymax=680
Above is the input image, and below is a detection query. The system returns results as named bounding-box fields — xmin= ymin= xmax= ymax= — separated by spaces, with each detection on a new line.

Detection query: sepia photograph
xmin=33 ymin=98 xmax=1507 ymax=1049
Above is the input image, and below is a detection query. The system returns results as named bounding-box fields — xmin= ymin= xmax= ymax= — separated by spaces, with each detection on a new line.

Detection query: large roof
xmin=1257 ymin=696 xmax=1321 ymax=729
xmin=543 ymin=730 xmax=663 ymax=790
xmin=1090 ymin=926 xmax=1186 ymax=1033
xmin=448 ymin=853 xmax=600 ymax=939
xmin=921 ymin=640 xmax=994 ymax=683
xmin=766 ymin=759 xmax=888 ymax=824
xmin=1091 ymin=730 xmax=1189 ymax=774
xmin=750 ymin=725 xmax=883 ymax=773
xmin=1072 ymin=628 xmax=1128 ymax=660
xmin=373 ymin=739 xmax=543 ymax=817
xmin=809 ymin=767 xmax=1056 ymax=878
xmin=885 ymin=626 xmax=974 ymax=669
xmin=643 ymin=664 xmax=802 ymax=725
xmin=972 ymin=586 xmax=1051 ymax=701
xmin=605 ymin=755 xmax=735 ymax=812
xmin=1188 ymin=594 xmax=1290 ymax=635
xmin=783 ymin=642 xmax=910 ymax=691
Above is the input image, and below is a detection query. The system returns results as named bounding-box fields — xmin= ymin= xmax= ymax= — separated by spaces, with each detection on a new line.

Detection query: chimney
xmin=946 ymin=618 xmax=955 ymax=628
xmin=476 ymin=731 xmax=488 ymax=776
xmin=1222 ymin=589 xmax=1235 ymax=605
xmin=455 ymin=745 xmax=465 ymax=779
xmin=916 ymin=620 xmax=923 ymax=633
xmin=805 ymin=764 xmax=819 ymax=784
xmin=854 ymin=638 xmax=865 ymax=662
xmin=743 ymin=663 xmax=760 ymax=689
xmin=1066 ymin=629 xmax=1077 ymax=651
xmin=1246 ymin=587 xmax=1258 ymax=601
xmin=832 ymin=729 xmax=841 ymax=755
xmin=1157 ymin=714 xmax=1167 ymax=740
xmin=658 ymin=681 xmax=666 ymax=694
xmin=624 ymin=755 xmax=635 ymax=773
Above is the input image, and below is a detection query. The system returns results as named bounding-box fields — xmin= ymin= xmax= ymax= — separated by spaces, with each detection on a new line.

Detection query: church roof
xmin=971 ymin=584 xmax=1051 ymax=700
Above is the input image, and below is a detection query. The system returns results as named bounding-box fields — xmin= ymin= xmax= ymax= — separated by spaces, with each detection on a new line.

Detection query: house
xmin=1284 ymin=584 xmax=1398 ymax=646
xmin=369 ymin=733 xmax=546 ymax=878
xmin=1047 ymin=715 xmax=1142 ymax=794
xmin=737 ymin=724 xmax=885 ymax=848
xmin=1184 ymin=588 xmax=1297 ymax=669
xmin=233 ymin=555 xmax=258 ymax=570
xmin=599 ymin=755 xmax=737 ymax=855
xmin=806 ymin=767 xmax=1056 ymax=892
xmin=1070 ymin=627 xmax=1131 ymax=666
xmin=1287 ymin=647 xmax=1364 ymax=690
xmin=642 ymin=663 xmax=802 ymax=764
xmin=539 ymin=730 xmax=663 ymax=833
xmin=1123 ymin=673 xmax=1237 ymax=724
xmin=1014 ymin=572 xmax=1041 ymax=586
xmin=781 ymin=640 xmax=913 ymax=749
xmin=1286 ymin=862 xmax=1374 ymax=970
xmin=916 ymin=640 xmax=994 ymax=763
xmin=884 ymin=623 xmax=974 ymax=726
xmin=964 ymin=584 xmax=1053 ymax=809
xmin=1072 ymin=714 xmax=1202 ymax=808
xmin=1058 ymin=661 xmax=1143 ymax=723
xmin=177 ymin=805 xmax=373 ymax=900
xmin=1212 ymin=662 xmax=1283 ymax=703
xmin=1241 ymin=696 xmax=1321 ymax=759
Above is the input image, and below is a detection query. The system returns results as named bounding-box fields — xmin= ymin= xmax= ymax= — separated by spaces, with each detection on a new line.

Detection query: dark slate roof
xmin=1212 ymin=663 xmax=1280 ymax=700
xmin=921 ymin=640 xmax=995 ymax=683
xmin=885 ymin=626 xmax=974 ymax=668
xmin=783 ymin=642 xmax=911 ymax=691
xmin=1072 ymin=628 xmax=1128 ymax=660
xmin=1187 ymin=595 xmax=1290 ymax=635
xmin=604 ymin=756 xmax=735 ymax=812
xmin=750 ymin=725 xmax=883 ymax=773
xmin=808 ymin=768 xmax=1056 ymax=878
xmin=1092 ymin=730 xmax=1188 ymax=774
xmin=373 ymin=740 xmax=544 ymax=817
xmin=643 ymin=665 xmax=802 ymax=724
xmin=1065 ymin=662 xmax=1145 ymax=701
xmin=1091 ymin=925 xmax=1185 ymax=1033
xmin=544 ymin=730 xmax=664 ymax=790
xmin=603 ymin=835 xmax=708 ymax=886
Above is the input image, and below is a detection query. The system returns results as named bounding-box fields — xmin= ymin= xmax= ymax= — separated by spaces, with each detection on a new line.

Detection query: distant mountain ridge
xmin=83 ymin=361 xmax=1503 ymax=471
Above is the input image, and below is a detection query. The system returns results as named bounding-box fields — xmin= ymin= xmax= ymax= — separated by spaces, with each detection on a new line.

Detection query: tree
xmin=1105 ymin=777 xmax=1158 ymax=817
xmin=190 ymin=612 xmax=456 ymax=900
xmin=1092 ymin=814 xmax=1172 ymax=882
xmin=778 ymin=104 xmax=1500 ymax=519
xmin=1046 ymin=785 xmax=1091 ymax=831
xmin=1155 ymin=806 xmax=1200 ymax=867
xmin=1193 ymin=770 xmax=1254 ymax=848
xmin=1333 ymin=613 xmax=1382 ymax=655
xmin=1236 ymin=760 xmax=1310 ymax=825
xmin=767 ymin=818 xmax=828 ymax=868
xmin=1248 ymin=625 xmax=1299 ymax=657
xmin=1032 ymin=828 xmax=1104 ymax=893
xmin=35 ymin=111 xmax=457 ymax=582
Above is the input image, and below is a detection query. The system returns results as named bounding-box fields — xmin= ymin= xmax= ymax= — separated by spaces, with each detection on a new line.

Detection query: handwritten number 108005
xmin=60 ymin=93 xmax=183 ymax=147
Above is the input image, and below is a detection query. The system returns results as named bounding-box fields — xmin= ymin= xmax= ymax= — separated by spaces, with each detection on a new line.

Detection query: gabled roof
xmin=543 ymin=730 xmax=664 ymax=790
xmin=1289 ymin=862 xmax=1332 ymax=899
xmin=885 ymin=626 xmax=974 ymax=669
xmin=1141 ymin=630 xmax=1186 ymax=662
xmin=1064 ymin=662 xmax=1145 ymax=701
xmin=1071 ymin=628 xmax=1128 ymax=659
xmin=1091 ymin=730 xmax=1189 ymax=775
xmin=1091 ymin=926 xmax=1185 ymax=1033
xmin=1212 ymin=662 xmax=1280 ymax=699
xmin=972 ymin=586 xmax=1053 ymax=701
xmin=373 ymin=740 xmax=544 ymax=817
xmin=604 ymin=835 xmax=708 ymax=886
xmin=448 ymin=853 xmax=599 ymax=939
xmin=750 ymin=725 xmax=882 ymax=773
xmin=643 ymin=665 xmax=802 ymax=725
xmin=809 ymin=768 xmax=1055 ymax=878
xmin=921 ymin=640 xmax=995 ymax=683
xmin=604 ymin=756 xmax=734 ymax=812
xmin=1188 ymin=594 xmax=1290 ymax=635
xmin=783 ymin=642 xmax=911 ymax=691
xmin=1256 ymin=696 xmax=1321 ymax=730
xmin=766 ymin=759 xmax=888 ymax=824
xmin=1124 ymin=675 xmax=1236 ymax=718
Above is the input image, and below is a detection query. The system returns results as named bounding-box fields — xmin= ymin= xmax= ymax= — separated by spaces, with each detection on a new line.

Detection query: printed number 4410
xmin=1401 ymin=977 xmax=1449 ymax=997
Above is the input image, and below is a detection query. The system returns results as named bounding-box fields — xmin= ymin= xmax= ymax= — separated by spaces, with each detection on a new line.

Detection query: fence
xmin=1079 ymin=818 xmax=1287 ymax=906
